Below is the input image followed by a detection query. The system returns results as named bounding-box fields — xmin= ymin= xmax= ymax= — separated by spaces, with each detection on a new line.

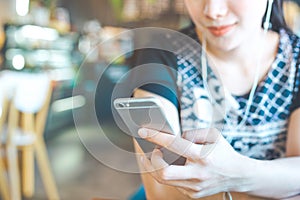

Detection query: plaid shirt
xmin=174 ymin=27 xmax=300 ymax=160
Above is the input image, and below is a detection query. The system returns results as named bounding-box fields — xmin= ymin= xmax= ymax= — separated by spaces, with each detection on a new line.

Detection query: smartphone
xmin=114 ymin=97 xmax=185 ymax=164
xmin=114 ymin=97 xmax=176 ymax=136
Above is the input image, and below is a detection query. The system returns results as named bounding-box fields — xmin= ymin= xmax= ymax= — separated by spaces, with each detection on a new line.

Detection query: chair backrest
xmin=13 ymin=73 xmax=50 ymax=113
xmin=0 ymin=70 xmax=51 ymax=112
xmin=0 ymin=70 xmax=52 ymax=138
xmin=0 ymin=70 xmax=24 ymax=100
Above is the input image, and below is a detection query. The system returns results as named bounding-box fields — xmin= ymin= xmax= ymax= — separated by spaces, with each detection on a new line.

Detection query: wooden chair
xmin=0 ymin=71 xmax=60 ymax=200
xmin=0 ymin=91 xmax=10 ymax=200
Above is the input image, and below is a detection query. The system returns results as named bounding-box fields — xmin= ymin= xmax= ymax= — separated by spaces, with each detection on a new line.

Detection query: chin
xmin=208 ymin=34 xmax=242 ymax=52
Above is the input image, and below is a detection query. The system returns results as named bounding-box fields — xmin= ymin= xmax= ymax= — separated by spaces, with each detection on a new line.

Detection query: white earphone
xmin=264 ymin=0 xmax=274 ymax=31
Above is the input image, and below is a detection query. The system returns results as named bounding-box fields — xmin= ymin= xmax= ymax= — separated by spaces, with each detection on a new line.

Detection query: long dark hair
xmin=262 ymin=0 xmax=290 ymax=32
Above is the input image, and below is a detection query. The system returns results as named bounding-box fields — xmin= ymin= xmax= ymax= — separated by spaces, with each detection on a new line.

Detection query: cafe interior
xmin=0 ymin=0 xmax=299 ymax=199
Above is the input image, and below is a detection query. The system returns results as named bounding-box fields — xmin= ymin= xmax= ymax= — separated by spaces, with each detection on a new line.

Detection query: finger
xmin=150 ymin=150 xmax=213 ymax=187
xmin=157 ymin=164 xmax=209 ymax=181
xmin=177 ymin=187 xmax=190 ymax=197
xmin=139 ymin=152 xmax=157 ymax=174
xmin=175 ymin=179 xmax=223 ymax=199
xmin=166 ymin=180 xmax=203 ymax=192
xmin=183 ymin=128 xmax=220 ymax=144
xmin=150 ymin=149 xmax=207 ymax=183
xmin=139 ymin=153 xmax=172 ymax=185
xmin=177 ymin=187 xmax=201 ymax=199
xmin=149 ymin=149 xmax=171 ymax=185
xmin=183 ymin=179 xmax=226 ymax=199
xmin=189 ymin=186 xmax=223 ymax=199
xmin=138 ymin=128 xmax=202 ymax=160
xmin=151 ymin=149 xmax=168 ymax=170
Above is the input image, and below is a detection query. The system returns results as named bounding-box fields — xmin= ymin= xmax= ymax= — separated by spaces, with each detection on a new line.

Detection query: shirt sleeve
xmin=128 ymin=47 xmax=179 ymax=109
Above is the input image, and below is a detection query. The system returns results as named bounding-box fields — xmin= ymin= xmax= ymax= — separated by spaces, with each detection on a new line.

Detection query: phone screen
xmin=114 ymin=97 xmax=185 ymax=165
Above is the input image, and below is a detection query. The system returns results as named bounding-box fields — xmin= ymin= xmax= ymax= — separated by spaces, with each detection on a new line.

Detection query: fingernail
xmin=138 ymin=128 xmax=148 ymax=138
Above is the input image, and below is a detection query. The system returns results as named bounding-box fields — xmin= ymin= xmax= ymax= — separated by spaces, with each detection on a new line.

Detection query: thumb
xmin=182 ymin=128 xmax=220 ymax=144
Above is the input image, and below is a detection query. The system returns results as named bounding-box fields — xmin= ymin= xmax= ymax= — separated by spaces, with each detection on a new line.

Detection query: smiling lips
xmin=207 ymin=24 xmax=235 ymax=37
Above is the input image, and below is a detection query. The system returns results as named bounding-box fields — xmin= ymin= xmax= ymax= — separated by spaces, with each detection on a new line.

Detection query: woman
xmin=130 ymin=0 xmax=300 ymax=199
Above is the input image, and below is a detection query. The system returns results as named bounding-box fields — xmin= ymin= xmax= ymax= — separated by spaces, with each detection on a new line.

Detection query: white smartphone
xmin=114 ymin=97 xmax=185 ymax=165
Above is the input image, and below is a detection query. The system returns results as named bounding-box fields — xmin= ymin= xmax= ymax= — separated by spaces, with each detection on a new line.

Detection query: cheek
xmin=183 ymin=3 xmax=208 ymax=45
xmin=230 ymin=0 xmax=267 ymax=13
xmin=184 ymin=1 xmax=206 ymax=28
xmin=230 ymin=0 xmax=267 ymax=27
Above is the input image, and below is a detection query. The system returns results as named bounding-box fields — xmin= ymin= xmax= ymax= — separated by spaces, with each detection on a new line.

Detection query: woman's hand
xmin=138 ymin=128 xmax=256 ymax=199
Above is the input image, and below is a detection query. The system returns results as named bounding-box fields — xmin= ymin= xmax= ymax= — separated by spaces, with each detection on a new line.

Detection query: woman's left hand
xmin=138 ymin=128 xmax=255 ymax=199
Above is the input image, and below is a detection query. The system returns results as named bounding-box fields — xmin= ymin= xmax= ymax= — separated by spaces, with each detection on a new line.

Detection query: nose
xmin=203 ymin=0 xmax=228 ymax=20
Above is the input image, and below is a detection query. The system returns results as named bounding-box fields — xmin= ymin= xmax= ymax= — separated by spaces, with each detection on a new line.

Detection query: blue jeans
xmin=128 ymin=185 xmax=146 ymax=200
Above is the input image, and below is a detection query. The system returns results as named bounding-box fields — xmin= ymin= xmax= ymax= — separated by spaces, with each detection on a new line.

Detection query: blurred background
xmin=0 ymin=0 xmax=299 ymax=199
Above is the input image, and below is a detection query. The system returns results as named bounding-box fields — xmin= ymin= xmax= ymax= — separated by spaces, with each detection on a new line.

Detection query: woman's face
xmin=184 ymin=0 xmax=268 ymax=51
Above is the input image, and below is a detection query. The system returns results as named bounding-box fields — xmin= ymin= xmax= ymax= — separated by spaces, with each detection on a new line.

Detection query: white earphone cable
xmin=199 ymin=1 xmax=274 ymax=199
xmin=201 ymin=0 xmax=274 ymax=131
